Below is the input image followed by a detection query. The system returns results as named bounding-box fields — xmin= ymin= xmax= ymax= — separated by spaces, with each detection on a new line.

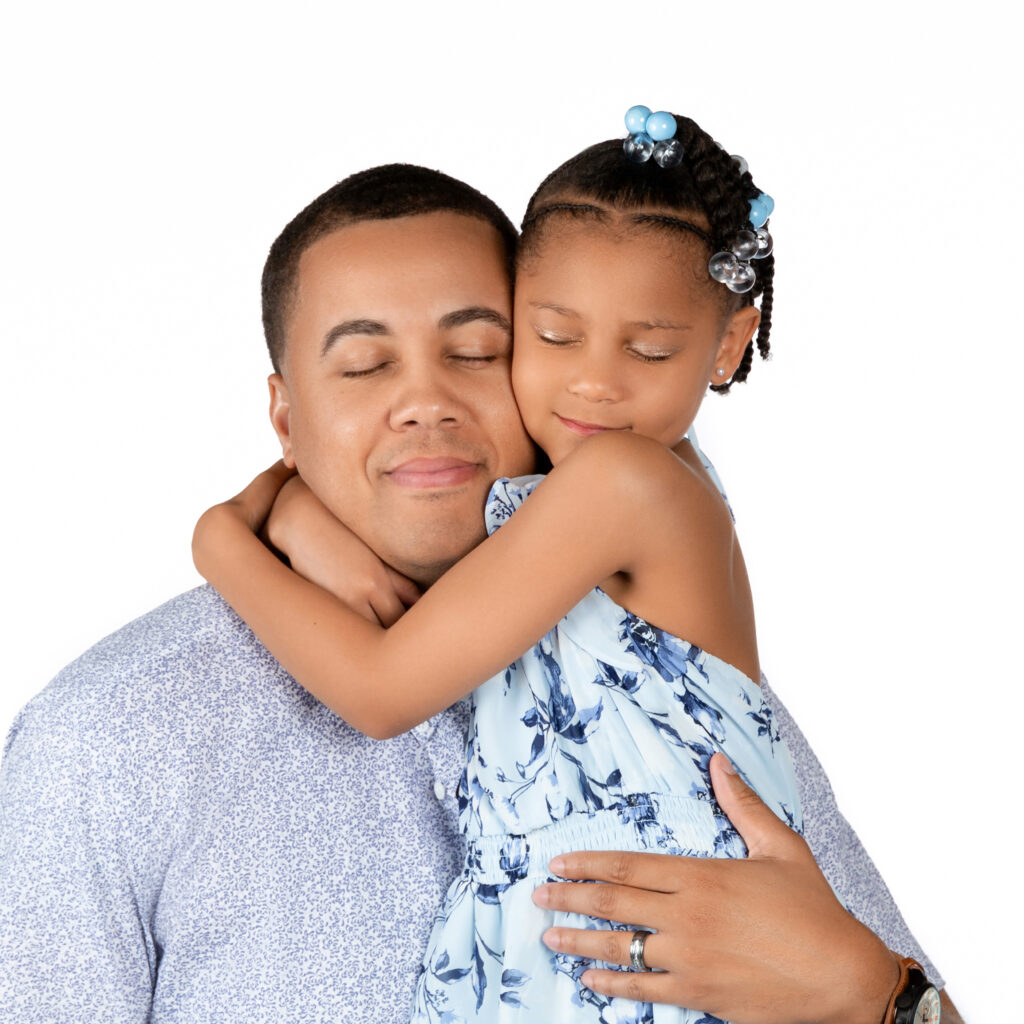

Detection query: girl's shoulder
xmin=561 ymin=432 xmax=734 ymax=534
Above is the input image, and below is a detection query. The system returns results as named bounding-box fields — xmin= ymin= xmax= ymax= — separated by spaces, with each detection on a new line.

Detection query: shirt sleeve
xmin=0 ymin=680 xmax=155 ymax=1022
xmin=760 ymin=677 xmax=944 ymax=988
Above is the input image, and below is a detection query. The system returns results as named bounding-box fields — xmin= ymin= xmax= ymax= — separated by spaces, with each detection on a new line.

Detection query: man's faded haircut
xmin=261 ymin=163 xmax=518 ymax=372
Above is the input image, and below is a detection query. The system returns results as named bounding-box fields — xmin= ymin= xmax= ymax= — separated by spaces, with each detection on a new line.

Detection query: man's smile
xmin=384 ymin=456 xmax=483 ymax=489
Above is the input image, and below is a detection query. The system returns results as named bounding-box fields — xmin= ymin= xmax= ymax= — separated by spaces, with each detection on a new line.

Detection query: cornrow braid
xmin=521 ymin=113 xmax=774 ymax=393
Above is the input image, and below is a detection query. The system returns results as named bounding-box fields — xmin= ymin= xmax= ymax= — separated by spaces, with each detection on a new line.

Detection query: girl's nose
xmin=567 ymin=352 xmax=624 ymax=403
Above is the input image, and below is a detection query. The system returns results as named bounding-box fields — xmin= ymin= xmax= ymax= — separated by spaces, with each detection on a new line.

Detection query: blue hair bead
xmin=747 ymin=197 xmax=769 ymax=228
xmin=645 ymin=111 xmax=677 ymax=142
xmin=758 ymin=192 xmax=775 ymax=216
xmin=625 ymin=105 xmax=652 ymax=134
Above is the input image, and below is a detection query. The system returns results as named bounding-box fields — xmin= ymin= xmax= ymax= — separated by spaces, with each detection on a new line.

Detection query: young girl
xmin=194 ymin=109 xmax=798 ymax=1023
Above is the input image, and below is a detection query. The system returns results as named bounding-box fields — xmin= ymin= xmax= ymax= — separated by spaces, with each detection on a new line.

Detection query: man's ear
xmin=268 ymin=374 xmax=296 ymax=469
xmin=714 ymin=305 xmax=761 ymax=381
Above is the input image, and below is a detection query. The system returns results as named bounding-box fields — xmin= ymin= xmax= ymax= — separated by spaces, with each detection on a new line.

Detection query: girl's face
xmin=512 ymin=217 xmax=760 ymax=467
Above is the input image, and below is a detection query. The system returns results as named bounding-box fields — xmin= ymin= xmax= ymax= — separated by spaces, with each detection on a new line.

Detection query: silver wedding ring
xmin=629 ymin=929 xmax=652 ymax=971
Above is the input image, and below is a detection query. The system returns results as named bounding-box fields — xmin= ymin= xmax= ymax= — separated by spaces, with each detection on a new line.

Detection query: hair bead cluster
xmin=520 ymin=109 xmax=775 ymax=393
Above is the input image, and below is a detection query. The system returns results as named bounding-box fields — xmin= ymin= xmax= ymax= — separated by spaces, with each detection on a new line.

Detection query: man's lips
xmin=556 ymin=414 xmax=629 ymax=437
xmin=385 ymin=457 xmax=482 ymax=489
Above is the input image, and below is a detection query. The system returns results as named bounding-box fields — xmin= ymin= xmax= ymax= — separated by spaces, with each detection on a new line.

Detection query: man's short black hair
xmin=261 ymin=163 xmax=518 ymax=372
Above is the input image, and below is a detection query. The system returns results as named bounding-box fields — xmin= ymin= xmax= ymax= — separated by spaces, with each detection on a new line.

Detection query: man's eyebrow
xmin=321 ymin=319 xmax=390 ymax=357
xmin=437 ymin=306 xmax=511 ymax=334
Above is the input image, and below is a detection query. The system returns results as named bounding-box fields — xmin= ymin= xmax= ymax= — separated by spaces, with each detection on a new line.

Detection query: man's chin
xmin=377 ymin=517 xmax=490 ymax=590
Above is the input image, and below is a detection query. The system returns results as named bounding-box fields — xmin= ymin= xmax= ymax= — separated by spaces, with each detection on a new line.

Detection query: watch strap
xmin=882 ymin=955 xmax=939 ymax=1024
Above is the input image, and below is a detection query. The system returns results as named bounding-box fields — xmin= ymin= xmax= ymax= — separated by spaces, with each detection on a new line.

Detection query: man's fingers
xmin=577 ymin=967 xmax=680 ymax=1007
xmin=542 ymin=926 xmax=667 ymax=971
xmin=533 ymin=880 xmax=664 ymax=928
xmin=546 ymin=850 xmax=679 ymax=893
xmin=708 ymin=752 xmax=804 ymax=860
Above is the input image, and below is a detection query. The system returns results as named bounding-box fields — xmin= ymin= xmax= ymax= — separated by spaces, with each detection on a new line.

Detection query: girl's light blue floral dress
xmin=411 ymin=449 xmax=802 ymax=1024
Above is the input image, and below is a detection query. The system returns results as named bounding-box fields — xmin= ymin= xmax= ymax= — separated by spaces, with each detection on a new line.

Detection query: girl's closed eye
xmin=628 ymin=346 xmax=678 ymax=363
xmin=534 ymin=327 xmax=581 ymax=347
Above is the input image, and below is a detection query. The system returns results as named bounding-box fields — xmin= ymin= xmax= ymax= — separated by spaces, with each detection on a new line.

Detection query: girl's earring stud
xmin=715 ymin=368 xmax=726 ymax=377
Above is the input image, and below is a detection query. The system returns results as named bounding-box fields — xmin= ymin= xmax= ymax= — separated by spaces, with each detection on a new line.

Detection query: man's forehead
xmin=300 ymin=211 xmax=509 ymax=278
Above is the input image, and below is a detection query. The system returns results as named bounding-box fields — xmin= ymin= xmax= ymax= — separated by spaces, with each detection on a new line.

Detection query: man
xmin=0 ymin=164 xmax=955 ymax=1023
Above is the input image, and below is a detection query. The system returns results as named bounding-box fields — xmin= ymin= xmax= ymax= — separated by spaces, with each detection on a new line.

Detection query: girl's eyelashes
xmin=628 ymin=348 xmax=676 ymax=364
xmin=534 ymin=326 xmax=677 ymax=364
xmin=534 ymin=328 xmax=581 ymax=346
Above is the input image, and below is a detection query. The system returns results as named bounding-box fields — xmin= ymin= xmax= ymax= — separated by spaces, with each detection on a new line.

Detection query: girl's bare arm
xmin=193 ymin=432 xmax=731 ymax=739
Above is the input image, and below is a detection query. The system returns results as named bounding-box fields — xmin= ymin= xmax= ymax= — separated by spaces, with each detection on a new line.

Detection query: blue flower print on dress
xmin=411 ymin=476 xmax=804 ymax=1022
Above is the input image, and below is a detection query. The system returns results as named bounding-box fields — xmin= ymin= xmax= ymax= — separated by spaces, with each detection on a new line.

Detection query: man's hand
xmin=264 ymin=476 xmax=420 ymax=627
xmin=532 ymin=753 xmax=903 ymax=1024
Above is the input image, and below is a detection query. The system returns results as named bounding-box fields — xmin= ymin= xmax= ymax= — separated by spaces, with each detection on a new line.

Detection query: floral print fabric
xmin=412 ymin=475 xmax=803 ymax=1023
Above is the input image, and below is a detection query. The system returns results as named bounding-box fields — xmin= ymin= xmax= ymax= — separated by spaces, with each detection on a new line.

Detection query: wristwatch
xmin=883 ymin=955 xmax=941 ymax=1024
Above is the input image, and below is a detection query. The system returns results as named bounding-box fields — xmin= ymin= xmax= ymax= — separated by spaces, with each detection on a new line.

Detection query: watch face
xmin=914 ymin=986 xmax=941 ymax=1024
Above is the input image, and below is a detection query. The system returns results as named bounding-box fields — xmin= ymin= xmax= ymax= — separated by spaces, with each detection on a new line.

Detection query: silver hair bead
xmin=623 ymin=134 xmax=654 ymax=163
xmin=653 ymin=138 xmax=684 ymax=168
xmin=725 ymin=263 xmax=757 ymax=293
xmin=731 ymin=229 xmax=759 ymax=260
xmin=708 ymin=251 xmax=740 ymax=283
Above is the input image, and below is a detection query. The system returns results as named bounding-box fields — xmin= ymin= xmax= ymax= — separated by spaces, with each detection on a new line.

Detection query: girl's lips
xmin=556 ymin=415 xmax=628 ymax=437
xmin=385 ymin=457 xmax=481 ymax=489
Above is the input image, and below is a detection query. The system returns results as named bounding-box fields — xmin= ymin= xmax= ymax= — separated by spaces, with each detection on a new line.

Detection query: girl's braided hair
xmin=519 ymin=115 xmax=773 ymax=393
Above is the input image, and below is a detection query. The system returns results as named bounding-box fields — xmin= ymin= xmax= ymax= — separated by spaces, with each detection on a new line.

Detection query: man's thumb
xmin=709 ymin=751 xmax=797 ymax=859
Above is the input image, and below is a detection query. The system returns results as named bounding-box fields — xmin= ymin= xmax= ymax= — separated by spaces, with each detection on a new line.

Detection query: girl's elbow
xmin=362 ymin=720 xmax=404 ymax=741
xmin=349 ymin=708 xmax=411 ymax=741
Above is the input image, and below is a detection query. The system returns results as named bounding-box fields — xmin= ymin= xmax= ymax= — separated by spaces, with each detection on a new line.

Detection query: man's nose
xmin=567 ymin=347 xmax=624 ymax=403
xmin=388 ymin=361 xmax=466 ymax=431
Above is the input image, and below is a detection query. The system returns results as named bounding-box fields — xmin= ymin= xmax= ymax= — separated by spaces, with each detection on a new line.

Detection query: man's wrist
xmin=821 ymin=922 xmax=901 ymax=1024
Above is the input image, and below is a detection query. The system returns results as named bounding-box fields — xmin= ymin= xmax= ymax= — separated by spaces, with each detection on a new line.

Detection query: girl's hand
xmin=193 ymin=462 xmax=296 ymax=570
xmin=264 ymin=476 xmax=421 ymax=627
xmin=223 ymin=461 xmax=298 ymax=532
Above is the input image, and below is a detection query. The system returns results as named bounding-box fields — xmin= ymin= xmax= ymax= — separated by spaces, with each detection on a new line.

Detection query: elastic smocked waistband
xmin=465 ymin=792 xmax=746 ymax=884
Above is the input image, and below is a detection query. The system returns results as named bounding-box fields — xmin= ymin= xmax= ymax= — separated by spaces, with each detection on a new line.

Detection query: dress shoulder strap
xmin=684 ymin=427 xmax=735 ymax=523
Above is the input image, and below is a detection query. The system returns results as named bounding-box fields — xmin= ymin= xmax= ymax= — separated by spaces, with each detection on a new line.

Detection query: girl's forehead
xmin=517 ymin=214 xmax=713 ymax=287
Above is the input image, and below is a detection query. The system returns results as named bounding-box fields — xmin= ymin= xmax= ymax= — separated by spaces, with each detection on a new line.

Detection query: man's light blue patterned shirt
xmin=0 ymin=586 xmax=940 ymax=1021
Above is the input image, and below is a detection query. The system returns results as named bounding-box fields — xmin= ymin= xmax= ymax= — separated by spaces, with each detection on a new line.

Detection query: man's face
xmin=269 ymin=212 xmax=536 ymax=585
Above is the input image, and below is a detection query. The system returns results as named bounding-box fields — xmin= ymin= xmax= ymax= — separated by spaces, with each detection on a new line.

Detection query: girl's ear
xmin=268 ymin=374 xmax=297 ymax=469
xmin=714 ymin=306 xmax=761 ymax=380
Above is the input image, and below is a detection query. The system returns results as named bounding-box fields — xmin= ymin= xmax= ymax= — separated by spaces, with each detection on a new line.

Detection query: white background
xmin=2 ymin=3 xmax=1019 ymax=1018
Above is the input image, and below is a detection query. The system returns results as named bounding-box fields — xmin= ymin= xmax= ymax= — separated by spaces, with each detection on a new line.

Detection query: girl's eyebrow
xmin=625 ymin=318 xmax=693 ymax=332
xmin=529 ymin=301 xmax=580 ymax=318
